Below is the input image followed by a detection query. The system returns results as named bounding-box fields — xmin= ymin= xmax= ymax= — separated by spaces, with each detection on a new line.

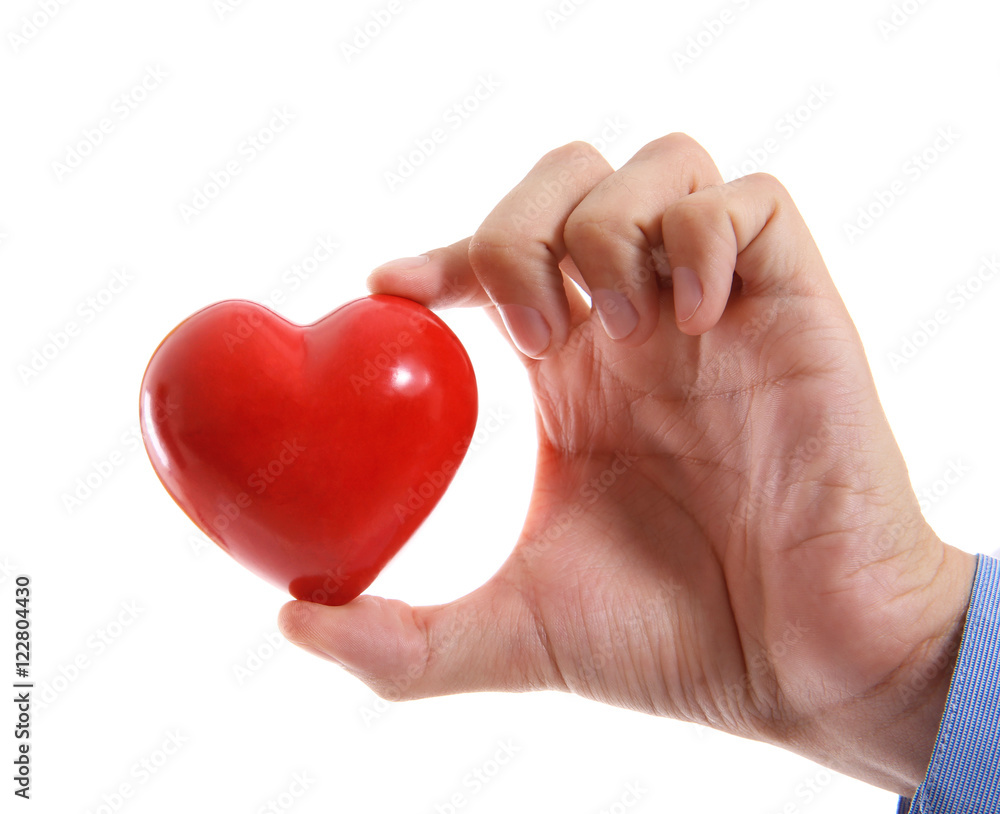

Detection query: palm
xmin=497 ymin=283 xmax=926 ymax=738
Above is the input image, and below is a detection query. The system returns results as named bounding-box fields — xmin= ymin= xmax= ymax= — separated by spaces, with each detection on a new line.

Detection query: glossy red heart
xmin=139 ymin=295 xmax=478 ymax=605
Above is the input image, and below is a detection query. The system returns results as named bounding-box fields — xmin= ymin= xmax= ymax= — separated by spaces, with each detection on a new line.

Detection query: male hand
xmin=279 ymin=134 xmax=975 ymax=795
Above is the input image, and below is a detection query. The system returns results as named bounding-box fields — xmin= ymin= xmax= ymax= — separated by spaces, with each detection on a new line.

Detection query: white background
xmin=3 ymin=0 xmax=999 ymax=811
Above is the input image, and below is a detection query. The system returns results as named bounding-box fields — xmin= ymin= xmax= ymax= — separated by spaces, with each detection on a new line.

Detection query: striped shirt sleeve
xmin=897 ymin=553 xmax=1000 ymax=813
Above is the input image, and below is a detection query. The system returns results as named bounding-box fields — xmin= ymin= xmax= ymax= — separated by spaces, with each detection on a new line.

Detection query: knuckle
xmin=563 ymin=209 xmax=601 ymax=250
xmin=657 ymin=131 xmax=703 ymax=153
xmin=664 ymin=195 xmax=717 ymax=234
xmin=639 ymin=133 xmax=715 ymax=179
xmin=468 ymin=229 xmax=519 ymax=275
xmin=742 ymin=171 xmax=789 ymax=199
xmin=662 ymin=195 xmax=736 ymax=271
xmin=541 ymin=139 xmax=605 ymax=167
xmin=564 ymin=209 xmax=631 ymax=256
xmin=633 ymin=132 xmax=697 ymax=158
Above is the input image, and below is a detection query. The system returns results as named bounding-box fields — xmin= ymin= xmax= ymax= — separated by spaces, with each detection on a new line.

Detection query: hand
xmin=278 ymin=134 xmax=976 ymax=795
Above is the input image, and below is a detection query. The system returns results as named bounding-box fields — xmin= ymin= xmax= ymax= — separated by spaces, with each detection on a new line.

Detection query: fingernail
xmin=671 ymin=266 xmax=703 ymax=323
xmin=497 ymin=304 xmax=551 ymax=358
xmin=371 ymin=255 xmax=429 ymax=274
xmin=591 ymin=289 xmax=639 ymax=341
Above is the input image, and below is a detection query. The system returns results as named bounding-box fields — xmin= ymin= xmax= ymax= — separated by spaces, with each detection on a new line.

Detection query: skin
xmin=278 ymin=134 xmax=976 ymax=796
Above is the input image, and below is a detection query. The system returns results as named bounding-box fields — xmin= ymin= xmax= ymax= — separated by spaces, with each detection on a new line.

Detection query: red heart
xmin=139 ymin=295 xmax=478 ymax=605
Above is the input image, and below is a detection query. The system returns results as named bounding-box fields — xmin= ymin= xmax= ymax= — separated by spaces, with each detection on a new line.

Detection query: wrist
xmin=809 ymin=540 xmax=976 ymax=795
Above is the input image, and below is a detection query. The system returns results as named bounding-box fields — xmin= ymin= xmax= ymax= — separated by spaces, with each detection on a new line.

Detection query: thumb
xmin=366 ymin=237 xmax=492 ymax=310
xmin=277 ymin=573 xmax=561 ymax=700
xmin=366 ymin=236 xmax=590 ymax=363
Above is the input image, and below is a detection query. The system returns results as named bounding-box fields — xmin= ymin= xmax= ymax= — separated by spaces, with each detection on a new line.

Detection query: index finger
xmin=368 ymin=142 xmax=615 ymax=358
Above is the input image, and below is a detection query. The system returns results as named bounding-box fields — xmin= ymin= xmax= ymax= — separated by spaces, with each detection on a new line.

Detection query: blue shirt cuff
xmin=897 ymin=553 xmax=1000 ymax=813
